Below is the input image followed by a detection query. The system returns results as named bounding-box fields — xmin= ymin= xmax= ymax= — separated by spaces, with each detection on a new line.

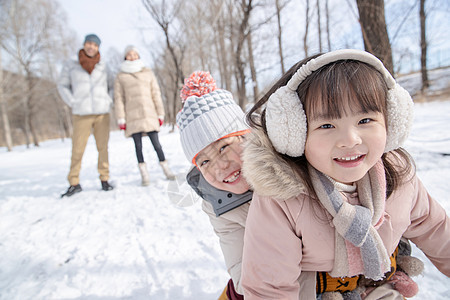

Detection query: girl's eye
xmin=319 ymin=124 xmax=334 ymax=129
xmin=200 ymin=160 xmax=209 ymax=167
xmin=359 ymin=118 xmax=372 ymax=124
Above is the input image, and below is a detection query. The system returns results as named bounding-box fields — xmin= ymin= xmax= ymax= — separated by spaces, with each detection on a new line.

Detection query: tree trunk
xmin=356 ymin=0 xmax=394 ymax=75
xmin=0 ymin=64 xmax=13 ymax=151
xmin=22 ymin=103 xmax=31 ymax=148
xmin=142 ymin=0 xmax=185 ymax=127
xmin=213 ymin=19 xmax=226 ymax=88
xmin=216 ymin=12 xmax=232 ymax=90
xmin=26 ymin=72 xmax=39 ymax=146
xmin=52 ymin=94 xmax=66 ymax=142
xmin=325 ymin=0 xmax=331 ymax=51
xmin=234 ymin=0 xmax=253 ymax=109
xmin=303 ymin=0 xmax=310 ymax=57
xmin=246 ymin=31 xmax=258 ymax=104
xmin=276 ymin=0 xmax=285 ymax=74
xmin=44 ymin=48 xmax=67 ymax=142
xmin=420 ymin=0 xmax=429 ymax=92
xmin=227 ymin=5 xmax=236 ymax=92
xmin=235 ymin=53 xmax=247 ymax=108
xmin=316 ymin=0 xmax=322 ymax=52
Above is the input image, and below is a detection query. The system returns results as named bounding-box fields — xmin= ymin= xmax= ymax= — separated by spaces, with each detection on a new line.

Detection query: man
xmin=58 ymin=33 xmax=114 ymax=197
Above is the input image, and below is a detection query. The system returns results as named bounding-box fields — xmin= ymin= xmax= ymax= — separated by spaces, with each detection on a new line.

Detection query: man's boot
xmin=101 ymin=181 xmax=114 ymax=191
xmin=61 ymin=184 xmax=82 ymax=198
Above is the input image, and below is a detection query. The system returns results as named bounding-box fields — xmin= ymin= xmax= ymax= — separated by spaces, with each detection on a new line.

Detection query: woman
xmin=114 ymin=45 xmax=175 ymax=185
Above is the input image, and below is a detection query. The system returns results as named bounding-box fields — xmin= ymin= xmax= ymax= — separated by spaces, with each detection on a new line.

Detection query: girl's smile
xmin=333 ymin=154 xmax=366 ymax=167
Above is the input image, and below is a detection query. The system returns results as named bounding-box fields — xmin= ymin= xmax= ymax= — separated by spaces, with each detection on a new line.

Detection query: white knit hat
xmin=176 ymin=89 xmax=249 ymax=163
xmin=123 ymin=45 xmax=139 ymax=58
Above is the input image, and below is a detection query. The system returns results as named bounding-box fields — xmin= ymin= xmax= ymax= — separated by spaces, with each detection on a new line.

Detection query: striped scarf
xmin=308 ymin=160 xmax=391 ymax=280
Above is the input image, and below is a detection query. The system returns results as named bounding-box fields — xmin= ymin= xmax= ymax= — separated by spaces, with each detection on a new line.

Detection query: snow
xmin=0 ymin=131 xmax=228 ymax=299
xmin=1 ymin=73 xmax=450 ymax=298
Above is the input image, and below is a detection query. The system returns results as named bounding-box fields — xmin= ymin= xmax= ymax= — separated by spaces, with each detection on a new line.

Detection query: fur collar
xmin=242 ymin=127 xmax=307 ymax=200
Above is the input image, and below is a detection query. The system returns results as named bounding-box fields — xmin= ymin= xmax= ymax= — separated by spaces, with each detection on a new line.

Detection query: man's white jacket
xmin=58 ymin=58 xmax=113 ymax=116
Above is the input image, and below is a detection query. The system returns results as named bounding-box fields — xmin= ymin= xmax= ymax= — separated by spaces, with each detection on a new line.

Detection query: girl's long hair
xmin=246 ymin=54 xmax=415 ymax=199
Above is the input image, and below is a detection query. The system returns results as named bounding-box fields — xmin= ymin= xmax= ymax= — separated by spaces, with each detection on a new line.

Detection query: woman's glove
xmin=158 ymin=115 xmax=164 ymax=126
xmin=118 ymin=118 xmax=126 ymax=130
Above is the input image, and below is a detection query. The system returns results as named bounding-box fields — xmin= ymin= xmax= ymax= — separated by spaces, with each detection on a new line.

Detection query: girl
xmin=240 ymin=49 xmax=449 ymax=299
xmin=114 ymin=45 xmax=175 ymax=185
xmin=177 ymin=71 xmax=252 ymax=299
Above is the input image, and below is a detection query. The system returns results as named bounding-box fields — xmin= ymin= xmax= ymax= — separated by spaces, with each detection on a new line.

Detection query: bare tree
xmin=303 ymin=0 xmax=310 ymax=57
xmin=316 ymin=0 xmax=322 ymax=52
xmin=0 ymin=52 xmax=13 ymax=151
xmin=234 ymin=0 xmax=254 ymax=108
xmin=141 ymin=0 xmax=186 ymax=127
xmin=214 ymin=5 xmax=232 ymax=90
xmin=152 ymin=47 xmax=181 ymax=131
xmin=356 ymin=0 xmax=394 ymax=74
xmin=325 ymin=0 xmax=331 ymax=51
xmin=142 ymin=0 xmax=185 ymax=85
xmin=420 ymin=0 xmax=429 ymax=92
xmin=247 ymin=31 xmax=259 ymax=103
xmin=1 ymin=0 xmax=74 ymax=147
xmin=275 ymin=0 xmax=288 ymax=74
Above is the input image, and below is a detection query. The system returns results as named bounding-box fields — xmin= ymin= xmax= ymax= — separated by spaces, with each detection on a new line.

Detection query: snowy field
xmin=1 ymin=74 xmax=450 ymax=299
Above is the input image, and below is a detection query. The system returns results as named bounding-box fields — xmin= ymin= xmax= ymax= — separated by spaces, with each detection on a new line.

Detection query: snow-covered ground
xmin=0 ymin=126 xmax=230 ymax=299
xmin=1 ymin=74 xmax=450 ymax=299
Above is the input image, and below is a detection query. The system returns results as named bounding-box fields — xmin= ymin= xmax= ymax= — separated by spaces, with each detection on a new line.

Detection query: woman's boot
xmin=138 ymin=162 xmax=150 ymax=186
xmin=159 ymin=160 xmax=175 ymax=180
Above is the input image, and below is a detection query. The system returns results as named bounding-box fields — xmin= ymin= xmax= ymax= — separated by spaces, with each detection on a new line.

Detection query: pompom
xmin=397 ymin=256 xmax=424 ymax=277
xmin=389 ymin=271 xmax=419 ymax=298
xmin=180 ymin=71 xmax=217 ymax=102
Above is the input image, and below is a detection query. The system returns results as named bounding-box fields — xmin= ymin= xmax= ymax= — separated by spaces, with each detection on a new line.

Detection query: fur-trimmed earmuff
xmin=265 ymin=49 xmax=414 ymax=157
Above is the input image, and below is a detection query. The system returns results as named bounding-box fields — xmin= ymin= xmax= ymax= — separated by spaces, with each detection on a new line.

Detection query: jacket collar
xmin=186 ymin=166 xmax=252 ymax=216
xmin=242 ymin=127 xmax=307 ymax=200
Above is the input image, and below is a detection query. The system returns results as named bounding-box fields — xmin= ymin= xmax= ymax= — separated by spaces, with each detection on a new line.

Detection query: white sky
xmin=57 ymin=0 xmax=153 ymax=61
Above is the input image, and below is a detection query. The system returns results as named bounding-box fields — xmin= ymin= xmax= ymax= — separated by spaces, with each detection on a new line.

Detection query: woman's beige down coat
xmin=114 ymin=67 xmax=165 ymax=137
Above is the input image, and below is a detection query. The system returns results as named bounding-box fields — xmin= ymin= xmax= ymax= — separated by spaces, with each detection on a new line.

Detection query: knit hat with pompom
xmin=176 ymin=71 xmax=249 ymax=164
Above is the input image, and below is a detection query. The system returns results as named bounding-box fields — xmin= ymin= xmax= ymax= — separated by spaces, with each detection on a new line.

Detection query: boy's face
xmin=195 ymin=135 xmax=250 ymax=195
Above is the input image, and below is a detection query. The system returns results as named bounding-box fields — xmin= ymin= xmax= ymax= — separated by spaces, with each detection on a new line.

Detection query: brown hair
xmin=246 ymin=54 xmax=415 ymax=199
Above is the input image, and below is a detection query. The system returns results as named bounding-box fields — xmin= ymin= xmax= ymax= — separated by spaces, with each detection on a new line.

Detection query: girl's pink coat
xmin=240 ymin=128 xmax=450 ymax=299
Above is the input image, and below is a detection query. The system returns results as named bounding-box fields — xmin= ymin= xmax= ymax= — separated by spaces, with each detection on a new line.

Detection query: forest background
xmin=0 ymin=0 xmax=449 ymax=150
